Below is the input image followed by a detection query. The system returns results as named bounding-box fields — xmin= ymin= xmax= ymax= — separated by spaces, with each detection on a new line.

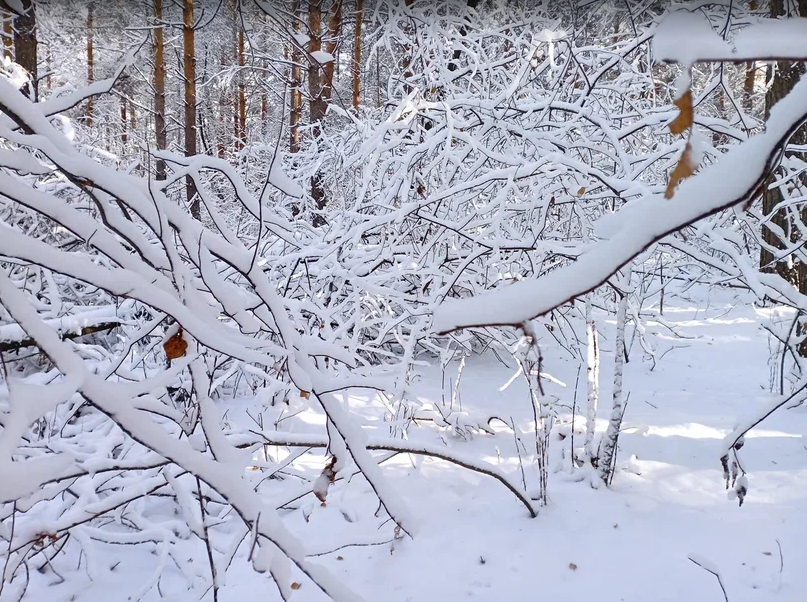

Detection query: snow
xmin=653 ymin=11 xmax=732 ymax=66
xmin=654 ymin=13 xmax=807 ymax=63
xmin=0 ymin=304 xmax=124 ymax=344
xmin=17 ymin=293 xmax=807 ymax=602
xmin=311 ymin=50 xmax=335 ymax=64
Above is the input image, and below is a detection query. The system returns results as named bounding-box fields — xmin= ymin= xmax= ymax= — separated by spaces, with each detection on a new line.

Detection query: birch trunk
xmin=584 ymin=294 xmax=599 ymax=463
xmin=598 ymin=275 xmax=630 ymax=483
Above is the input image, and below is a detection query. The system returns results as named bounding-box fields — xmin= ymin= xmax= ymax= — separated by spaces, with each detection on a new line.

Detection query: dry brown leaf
xmin=569 ymin=563 xmax=578 ymax=571
xmin=669 ymin=89 xmax=693 ymax=135
xmin=163 ymin=330 xmax=188 ymax=361
xmin=665 ymin=142 xmax=697 ymax=199
xmin=576 ymin=186 xmax=586 ymax=196
xmin=337 ymin=556 xmax=344 ymax=561
xmin=300 ymin=390 xmax=311 ymax=400
xmin=291 ymin=582 xmax=301 ymax=590
xmin=762 ymin=551 xmax=772 ymax=556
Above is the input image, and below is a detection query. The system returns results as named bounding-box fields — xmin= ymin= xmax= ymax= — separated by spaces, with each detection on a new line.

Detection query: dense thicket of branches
xmin=0 ymin=1 xmax=806 ymax=600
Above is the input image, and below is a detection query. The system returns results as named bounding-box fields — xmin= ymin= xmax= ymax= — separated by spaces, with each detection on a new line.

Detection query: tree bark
xmin=584 ymin=295 xmax=599 ymax=464
xmin=289 ymin=0 xmax=302 ymax=153
xmin=5 ymin=0 xmax=37 ymax=100
xmin=86 ymin=3 xmax=94 ymax=125
xmin=237 ymin=27 xmax=246 ymax=149
xmin=218 ymin=49 xmax=228 ymax=158
xmin=321 ymin=0 xmax=342 ymax=105
xmin=352 ymin=0 xmax=362 ymax=110
xmin=154 ymin=0 xmax=167 ymax=180
xmin=760 ymin=0 xmax=807 ymax=278
xmin=598 ymin=275 xmax=629 ymax=484
xmin=120 ymin=96 xmax=128 ymax=144
xmin=309 ymin=0 xmax=326 ymax=219
xmin=183 ymin=0 xmax=199 ymax=218
xmin=759 ymin=0 xmax=807 ymax=357
xmin=743 ymin=61 xmax=756 ymax=112
xmin=1 ymin=11 xmax=12 ymax=61
xmin=308 ymin=1 xmax=325 ymax=127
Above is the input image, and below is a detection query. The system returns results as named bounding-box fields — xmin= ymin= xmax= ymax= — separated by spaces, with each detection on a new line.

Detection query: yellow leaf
xmin=576 ymin=186 xmax=586 ymax=196
xmin=669 ymin=89 xmax=693 ymax=135
xmin=665 ymin=142 xmax=696 ymax=199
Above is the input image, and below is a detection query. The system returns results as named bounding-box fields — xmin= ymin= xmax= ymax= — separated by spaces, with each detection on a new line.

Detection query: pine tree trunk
xmin=760 ymin=0 xmax=807 ymax=356
xmin=8 ymin=0 xmax=37 ymax=100
xmin=130 ymin=100 xmax=136 ymax=135
xmin=308 ymin=1 xmax=324 ymax=127
xmin=120 ymin=96 xmax=128 ymax=144
xmin=217 ymin=49 xmax=227 ymax=158
xmin=45 ymin=43 xmax=50 ymax=89
xmin=154 ymin=0 xmax=167 ymax=180
xmin=183 ymin=0 xmax=199 ymax=218
xmin=309 ymin=0 xmax=326 ymax=219
xmin=236 ymin=3 xmax=246 ymax=150
xmin=3 ymin=12 xmax=13 ymax=60
xmin=743 ymin=61 xmax=755 ymax=112
xmin=290 ymin=0 xmax=302 ymax=153
xmin=86 ymin=3 xmax=94 ymax=125
xmin=321 ymin=0 xmax=342 ymax=105
xmin=352 ymin=0 xmax=362 ymax=110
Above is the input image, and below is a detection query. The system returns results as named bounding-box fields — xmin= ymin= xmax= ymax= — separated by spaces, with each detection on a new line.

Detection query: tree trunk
xmin=743 ymin=61 xmax=756 ymax=112
xmin=218 ymin=49 xmax=227 ymax=158
xmin=760 ymin=0 xmax=807 ymax=354
xmin=236 ymin=4 xmax=246 ymax=150
xmin=261 ymin=56 xmax=267 ymax=134
xmin=584 ymin=295 xmax=599 ymax=465
xmin=352 ymin=0 xmax=362 ymax=110
xmin=3 ymin=11 xmax=13 ymax=60
xmin=154 ymin=0 xmax=167 ymax=180
xmin=86 ymin=3 xmax=94 ymax=125
xmin=321 ymin=0 xmax=342 ymax=105
xmin=309 ymin=0 xmax=326 ymax=219
xmin=290 ymin=0 xmax=302 ymax=153
xmin=44 ymin=43 xmax=50 ymax=89
xmin=120 ymin=96 xmax=128 ymax=144
xmin=183 ymin=0 xmax=199 ymax=218
xmin=598 ymin=275 xmax=630 ymax=484
xmin=308 ymin=1 xmax=325 ymax=127
xmin=130 ymin=100 xmax=136 ymax=136
xmin=7 ymin=0 xmax=37 ymax=100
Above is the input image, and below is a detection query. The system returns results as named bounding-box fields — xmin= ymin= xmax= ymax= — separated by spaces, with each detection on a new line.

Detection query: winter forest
xmin=1 ymin=0 xmax=807 ymax=600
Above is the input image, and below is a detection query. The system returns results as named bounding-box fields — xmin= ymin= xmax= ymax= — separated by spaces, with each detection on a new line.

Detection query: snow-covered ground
xmin=25 ymin=293 xmax=807 ymax=602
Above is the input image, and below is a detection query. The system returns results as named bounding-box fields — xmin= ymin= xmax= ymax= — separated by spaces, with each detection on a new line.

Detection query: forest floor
xmin=27 ymin=289 xmax=807 ymax=602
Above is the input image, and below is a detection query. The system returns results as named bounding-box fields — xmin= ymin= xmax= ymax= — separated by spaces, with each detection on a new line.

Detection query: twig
xmin=688 ymin=555 xmax=729 ymax=602
xmin=248 ymin=430 xmax=539 ymax=518
xmin=571 ymin=363 xmax=582 ymax=469
xmin=0 ymin=321 xmax=121 ymax=352
xmin=197 ymin=477 xmax=218 ymax=602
